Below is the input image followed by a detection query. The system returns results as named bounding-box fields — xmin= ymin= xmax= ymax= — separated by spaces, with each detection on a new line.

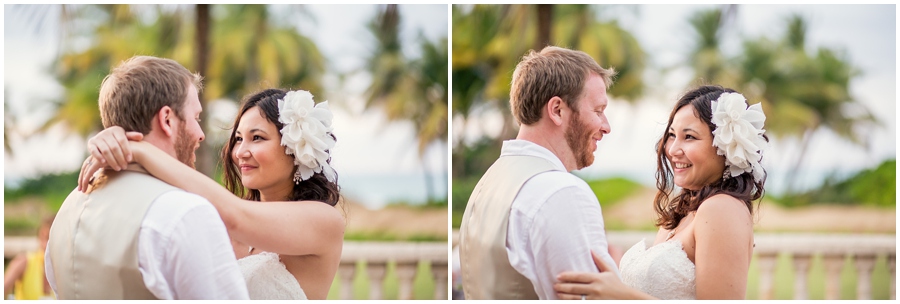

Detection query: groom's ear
xmin=155 ymin=106 xmax=177 ymax=138
xmin=547 ymin=96 xmax=565 ymax=126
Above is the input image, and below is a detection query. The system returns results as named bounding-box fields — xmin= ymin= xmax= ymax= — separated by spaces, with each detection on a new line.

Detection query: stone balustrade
xmin=338 ymin=241 xmax=448 ymax=300
xmin=5 ymin=237 xmax=449 ymax=300
xmin=451 ymin=230 xmax=896 ymax=300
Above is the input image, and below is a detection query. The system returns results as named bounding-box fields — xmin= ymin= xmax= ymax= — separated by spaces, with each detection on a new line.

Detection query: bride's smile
xmin=665 ymin=104 xmax=725 ymax=190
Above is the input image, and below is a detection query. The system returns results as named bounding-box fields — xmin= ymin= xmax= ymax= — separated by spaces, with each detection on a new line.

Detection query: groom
xmin=459 ymin=46 xmax=619 ymax=299
xmin=45 ymin=56 xmax=249 ymax=299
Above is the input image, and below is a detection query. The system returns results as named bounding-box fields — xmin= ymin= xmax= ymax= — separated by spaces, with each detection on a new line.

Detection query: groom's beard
xmin=565 ymin=112 xmax=595 ymax=170
xmin=174 ymin=122 xmax=197 ymax=169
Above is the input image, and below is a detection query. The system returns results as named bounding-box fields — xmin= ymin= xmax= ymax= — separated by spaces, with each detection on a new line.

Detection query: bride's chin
xmin=240 ymin=180 xmax=256 ymax=189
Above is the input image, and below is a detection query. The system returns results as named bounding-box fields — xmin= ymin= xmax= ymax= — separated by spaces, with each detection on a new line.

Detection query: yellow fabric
xmin=14 ymin=250 xmax=51 ymax=300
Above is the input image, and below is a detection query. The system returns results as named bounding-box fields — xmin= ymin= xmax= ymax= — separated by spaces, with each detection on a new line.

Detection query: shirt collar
xmin=500 ymin=139 xmax=568 ymax=172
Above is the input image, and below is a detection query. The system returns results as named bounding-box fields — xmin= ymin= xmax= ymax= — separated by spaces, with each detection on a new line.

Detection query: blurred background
xmin=4 ymin=4 xmax=448 ymax=300
xmin=451 ymin=4 xmax=894 ymax=300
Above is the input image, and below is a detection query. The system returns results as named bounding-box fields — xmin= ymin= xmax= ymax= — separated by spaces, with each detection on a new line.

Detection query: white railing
xmin=5 ymin=237 xmax=449 ymax=300
xmin=451 ymin=230 xmax=896 ymax=300
xmin=338 ymin=241 xmax=448 ymax=300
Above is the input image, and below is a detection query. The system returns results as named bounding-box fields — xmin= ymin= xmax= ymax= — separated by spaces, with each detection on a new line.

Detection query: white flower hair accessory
xmin=710 ymin=92 xmax=767 ymax=182
xmin=277 ymin=90 xmax=336 ymax=184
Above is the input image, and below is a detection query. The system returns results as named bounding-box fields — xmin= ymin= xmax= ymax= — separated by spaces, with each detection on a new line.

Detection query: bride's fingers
xmin=79 ymin=158 xmax=91 ymax=192
xmin=77 ymin=157 xmax=90 ymax=192
xmin=554 ymin=283 xmax=591 ymax=298
xmin=111 ymin=129 xmax=135 ymax=163
xmin=591 ymin=249 xmax=614 ymax=273
xmin=96 ymin=135 xmax=125 ymax=171
xmin=124 ymin=131 xmax=144 ymax=142
xmin=87 ymin=135 xmax=107 ymax=166
xmin=557 ymin=271 xmax=596 ymax=284
xmin=106 ymin=135 xmax=128 ymax=170
xmin=556 ymin=292 xmax=586 ymax=300
xmin=78 ymin=156 xmax=104 ymax=192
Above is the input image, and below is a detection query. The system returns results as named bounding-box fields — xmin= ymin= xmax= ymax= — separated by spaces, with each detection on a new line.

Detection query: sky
xmin=454 ymin=4 xmax=896 ymax=194
xmin=2 ymin=4 xmax=896 ymax=201
xmin=3 ymin=4 xmax=449 ymax=208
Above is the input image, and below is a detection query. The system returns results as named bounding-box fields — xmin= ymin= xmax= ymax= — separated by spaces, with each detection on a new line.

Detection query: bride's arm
xmin=128 ymin=141 xmax=344 ymax=257
xmin=693 ymin=194 xmax=753 ymax=299
xmin=553 ymin=250 xmax=657 ymax=300
xmin=80 ymin=127 xmax=344 ymax=257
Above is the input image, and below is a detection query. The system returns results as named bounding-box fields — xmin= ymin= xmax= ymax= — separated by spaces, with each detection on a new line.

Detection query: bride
xmin=554 ymin=85 xmax=768 ymax=299
xmin=80 ymin=88 xmax=344 ymax=300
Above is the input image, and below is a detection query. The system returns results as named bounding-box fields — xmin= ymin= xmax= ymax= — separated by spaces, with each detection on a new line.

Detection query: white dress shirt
xmin=46 ymin=190 xmax=249 ymax=299
xmin=503 ymin=139 xmax=619 ymax=300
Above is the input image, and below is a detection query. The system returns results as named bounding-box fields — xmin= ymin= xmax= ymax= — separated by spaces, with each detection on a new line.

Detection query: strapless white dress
xmin=237 ymin=251 xmax=307 ymax=300
xmin=618 ymin=239 xmax=696 ymax=300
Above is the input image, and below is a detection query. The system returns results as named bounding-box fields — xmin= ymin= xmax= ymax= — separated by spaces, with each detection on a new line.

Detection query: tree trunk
xmin=536 ymin=4 xmax=553 ymax=50
xmin=786 ymin=128 xmax=815 ymax=194
xmin=421 ymin=155 xmax=434 ymax=204
xmin=245 ymin=7 xmax=264 ymax=90
xmin=452 ymin=115 xmax=467 ymax=178
xmin=194 ymin=4 xmax=214 ymax=177
xmin=441 ymin=140 xmax=448 ymax=203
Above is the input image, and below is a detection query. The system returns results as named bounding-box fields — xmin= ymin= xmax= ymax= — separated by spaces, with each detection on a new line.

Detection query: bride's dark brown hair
xmin=222 ymin=88 xmax=340 ymax=206
xmin=654 ymin=85 xmax=768 ymax=230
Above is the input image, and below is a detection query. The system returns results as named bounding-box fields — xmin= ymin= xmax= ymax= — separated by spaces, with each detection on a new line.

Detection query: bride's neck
xmin=258 ymin=183 xmax=293 ymax=202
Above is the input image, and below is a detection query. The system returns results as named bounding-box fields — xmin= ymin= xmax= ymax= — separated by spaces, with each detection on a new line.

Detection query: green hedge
xmin=452 ymin=175 xmax=642 ymax=228
xmin=775 ymin=159 xmax=895 ymax=207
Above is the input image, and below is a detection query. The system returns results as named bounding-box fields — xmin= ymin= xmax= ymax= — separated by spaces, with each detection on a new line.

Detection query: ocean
xmin=338 ymin=172 xmax=448 ymax=209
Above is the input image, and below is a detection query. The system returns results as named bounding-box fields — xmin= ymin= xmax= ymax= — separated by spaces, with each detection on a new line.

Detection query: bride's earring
xmin=293 ymin=167 xmax=302 ymax=185
xmin=722 ymin=168 xmax=730 ymax=180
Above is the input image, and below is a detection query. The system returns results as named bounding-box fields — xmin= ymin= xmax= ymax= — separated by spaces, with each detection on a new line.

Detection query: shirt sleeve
xmin=528 ymin=185 xmax=619 ymax=300
xmin=138 ymin=191 xmax=249 ymax=300
xmin=44 ymin=246 xmax=58 ymax=297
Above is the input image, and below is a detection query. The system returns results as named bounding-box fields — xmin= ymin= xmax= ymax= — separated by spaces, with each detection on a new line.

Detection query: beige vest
xmin=459 ymin=155 xmax=558 ymax=299
xmin=48 ymin=165 xmax=178 ymax=299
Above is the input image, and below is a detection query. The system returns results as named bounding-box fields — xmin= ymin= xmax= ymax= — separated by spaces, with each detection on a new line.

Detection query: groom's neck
xmin=516 ymin=125 xmax=574 ymax=171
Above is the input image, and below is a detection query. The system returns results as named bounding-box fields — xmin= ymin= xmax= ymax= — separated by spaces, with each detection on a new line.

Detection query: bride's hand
xmin=554 ymin=250 xmax=650 ymax=300
xmin=88 ymin=126 xmax=144 ymax=170
xmin=77 ymin=126 xmax=144 ymax=192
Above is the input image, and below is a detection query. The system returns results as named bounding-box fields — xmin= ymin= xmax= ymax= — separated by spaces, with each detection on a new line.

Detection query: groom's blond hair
xmin=510 ymin=46 xmax=615 ymax=126
xmin=98 ymin=56 xmax=202 ymax=134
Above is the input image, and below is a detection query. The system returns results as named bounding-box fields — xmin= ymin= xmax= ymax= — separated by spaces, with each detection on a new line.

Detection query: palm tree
xmin=27 ymin=4 xmax=325 ymax=177
xmin=364 ymin=4 xmax=449 ymax=203
xmin=46 ymin=5 xmax=186 ymax=139
xmin=4 ymin=98 xmax=16 ymax=155
xmin=451 ymin=4 xmax=650 ymax=224
xmin=204 ymin=5 xmax=324 ymax=102
xmin=451 ymin=4 xmax=648 ymax=179
xmin=193 ymin=4 xmax=213 ymax=175
xmin=686 ymin=7 xmax=737 ymax=87
xmin=536 ymin=4 xmax=553 ymax=49
xmin=552 ymin=4 xmax=647 ymax=101
xmin=451 ymin=4 xmax=507 ymax=179
xmin=731 ymin=14 xmax=877 ymax=192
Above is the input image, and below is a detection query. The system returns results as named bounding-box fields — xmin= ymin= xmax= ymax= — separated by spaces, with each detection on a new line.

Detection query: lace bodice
xmin=237 ymin=251 xmax=307 ymax=300
xmin=618 ymin=239 xmax=696 ymax=300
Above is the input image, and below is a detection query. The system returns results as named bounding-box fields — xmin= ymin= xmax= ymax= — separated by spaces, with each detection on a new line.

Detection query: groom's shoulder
xmin=522 ymin=171 xmax=597 ymax=206
xmin=527 ymin=170 xmax=592 ymax=193
xmin=151 ymin=190 xmax=217 ymax=219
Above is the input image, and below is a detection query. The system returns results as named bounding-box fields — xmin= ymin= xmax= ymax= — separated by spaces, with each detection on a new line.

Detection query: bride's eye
xmin=235 ymin=136 xmax=243 ymax=142
xmin=253 ymin=135 xmax=264 ymax=141
xmin=667 ymin=132 xmax=675 ymax=138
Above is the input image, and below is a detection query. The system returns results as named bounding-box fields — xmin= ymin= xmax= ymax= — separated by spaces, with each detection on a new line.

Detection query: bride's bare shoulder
xmin=697 ymin=194 xmax=750 ymax=219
